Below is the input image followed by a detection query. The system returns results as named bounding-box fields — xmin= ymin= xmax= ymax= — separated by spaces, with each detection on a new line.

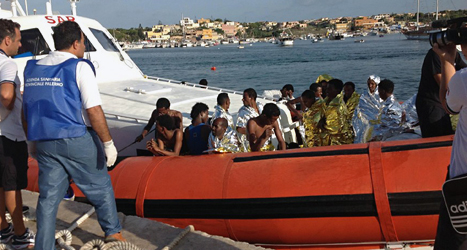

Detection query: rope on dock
xmin=79 ymin=239 xmax=106 ymax=250
xmin=56 ymin=229 xmax=74 ymax=250
xmin=159 ymin=225 xmax=194 ymax=250
xmin=79 ymin=240 xmax=142 ymax=250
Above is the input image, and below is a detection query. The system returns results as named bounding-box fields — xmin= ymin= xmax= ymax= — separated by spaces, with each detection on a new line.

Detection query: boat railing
xmin=104 ymin=112 xmax=148 ymax=124
xmin=145 ymin=75 xmax=275 ymax=101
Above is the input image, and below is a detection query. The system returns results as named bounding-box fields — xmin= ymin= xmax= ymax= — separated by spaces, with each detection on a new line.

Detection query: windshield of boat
xmin=16 ymin=28 xmax=51 ymax=57
xmin=89 ymin=28 xmax=119 ymax=52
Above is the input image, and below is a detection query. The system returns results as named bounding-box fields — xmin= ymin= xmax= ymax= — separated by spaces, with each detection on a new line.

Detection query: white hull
xmin=281 ymin=40 xmax=294 ymax=46
xmin=7 ymin=14 xmax=263 ymax=157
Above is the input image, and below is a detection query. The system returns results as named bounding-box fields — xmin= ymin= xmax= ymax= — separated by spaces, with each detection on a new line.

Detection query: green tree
xmin=137 ymin=24 xmax=145 ymax=40
xmin=214 ymin=28 xmax=224 ymax=35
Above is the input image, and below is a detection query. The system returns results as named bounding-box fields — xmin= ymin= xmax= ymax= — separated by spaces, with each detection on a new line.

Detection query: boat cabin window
xmin=84 ymin=35 xmax=97 ymax=52
xmin=89 ymin=28 xmax=119 ymax=52
xmin=16 ymin=28 xmax=51 ymax=58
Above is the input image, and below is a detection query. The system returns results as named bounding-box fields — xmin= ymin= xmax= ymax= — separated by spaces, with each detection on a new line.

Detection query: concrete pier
xmin=20 ymin=190 xmax=269 ymax=250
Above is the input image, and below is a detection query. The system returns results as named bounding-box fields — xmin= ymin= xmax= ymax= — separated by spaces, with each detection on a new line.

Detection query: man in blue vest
xmin=22 ymin=21 xmax=125 ymax=247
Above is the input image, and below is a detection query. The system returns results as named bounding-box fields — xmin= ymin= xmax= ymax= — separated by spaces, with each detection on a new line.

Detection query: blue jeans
xmin=35 ymin=130 xmax=121 ymax=250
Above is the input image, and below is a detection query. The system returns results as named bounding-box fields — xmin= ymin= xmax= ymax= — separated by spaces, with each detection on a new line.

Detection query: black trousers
xmin=416 ymin=102 xmax=454 ymax=138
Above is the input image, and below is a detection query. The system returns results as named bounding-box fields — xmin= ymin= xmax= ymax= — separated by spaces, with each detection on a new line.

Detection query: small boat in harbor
xmin=312 ymin=37 xmax=324 ymax=43
xmin=354 ymin=39 xmax=365 ymax=43
xmin=280 ymin=37 xmax=294 ymax=46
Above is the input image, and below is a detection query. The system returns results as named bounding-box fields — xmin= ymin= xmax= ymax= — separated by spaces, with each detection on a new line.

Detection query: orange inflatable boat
xmin=26 ymin=135 xmax=452 ymax=249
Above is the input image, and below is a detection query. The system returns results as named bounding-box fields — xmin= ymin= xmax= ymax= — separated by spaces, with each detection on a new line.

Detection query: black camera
xmin=429 ymin=17 xmax=467 ymax=47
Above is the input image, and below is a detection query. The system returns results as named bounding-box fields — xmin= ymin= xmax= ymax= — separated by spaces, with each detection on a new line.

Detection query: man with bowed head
xmin=22 ymin=21 xmax=125 ymax=247
xmin=136 ymin=97 xmax=183 ymax=142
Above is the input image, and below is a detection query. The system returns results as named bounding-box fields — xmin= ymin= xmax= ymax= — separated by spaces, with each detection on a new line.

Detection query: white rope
xmin=104 ymin=241 xmax=141 ymax=250
xmin=16 ymin=204 xmax=140 ymax=250
xmin=160 ymin=225 xmax=194 ymax=250
xmin=79 ymin=239 xmax=106 ymax=250
xmin=55 ymin=207 xmax=96 ymax=250
xmin=79 ymin=240 xmax=141 ymax=250
xmin=55 ymin=229 xmax=74 ymax=250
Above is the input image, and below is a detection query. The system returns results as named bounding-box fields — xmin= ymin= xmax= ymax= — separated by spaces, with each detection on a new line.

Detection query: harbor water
xmin=128 ymin=33 xmax=435 ymax=101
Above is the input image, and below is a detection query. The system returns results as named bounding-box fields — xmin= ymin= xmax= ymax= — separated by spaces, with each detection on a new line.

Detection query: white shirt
xmin=0 ymin=52 xmax=26 ymax=141
xmin=36 ymin=51 xmax=101 ymax=126
xmin=446 ymin=67 xmax=467 ymax=178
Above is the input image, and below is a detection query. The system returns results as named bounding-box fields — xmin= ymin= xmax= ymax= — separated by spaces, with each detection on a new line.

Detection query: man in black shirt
xmin=415 ymin=48 xmax=467 ymax=137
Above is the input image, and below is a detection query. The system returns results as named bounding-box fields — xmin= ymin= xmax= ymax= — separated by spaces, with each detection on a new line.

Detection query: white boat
xmin=312 ymin=37 xmax=324 ymax=43
xmin=142 ymin=42 xmax=156 ymax=49
xmin=126 ymin=42 xmax=144 ymax=50
xmin=3 ymin=0 xmax=259 ymax=157
xmin=280 ymin=38 xmax=294 ymax=46
xmin=181 ymin=40 xmax=193 ymax=47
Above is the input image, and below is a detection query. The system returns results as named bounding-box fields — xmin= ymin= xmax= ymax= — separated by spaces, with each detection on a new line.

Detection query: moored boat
xmin=280 ymin=37 xmax=294 ymax=46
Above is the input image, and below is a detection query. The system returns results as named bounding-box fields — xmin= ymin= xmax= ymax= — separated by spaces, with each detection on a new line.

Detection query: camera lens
xmin=429 ymin=31 xmax=449 ymax=47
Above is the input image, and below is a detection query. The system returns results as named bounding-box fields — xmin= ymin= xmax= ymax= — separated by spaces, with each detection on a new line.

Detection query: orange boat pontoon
xmin=26 ymin=135 xmax=452 ymax=249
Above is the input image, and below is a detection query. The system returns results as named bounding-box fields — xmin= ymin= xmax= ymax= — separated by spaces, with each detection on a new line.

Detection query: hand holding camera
xmin=429 ymin=17 xmax=467 ymax=47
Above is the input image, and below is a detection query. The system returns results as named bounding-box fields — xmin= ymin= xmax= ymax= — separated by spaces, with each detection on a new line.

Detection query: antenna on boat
xmin=46 ymin=0 xmax=52 ymax=15
xmin=69 ymin=0 xmax=79 ymax=16
xmin=8 ymin=0 xmax=27 ymax=17
xmin=24 ymin=0 xmax=28 ymax=15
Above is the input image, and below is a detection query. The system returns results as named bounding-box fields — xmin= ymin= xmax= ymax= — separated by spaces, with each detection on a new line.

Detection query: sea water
xmin=128 ymin=33 xmax=434 ymax=101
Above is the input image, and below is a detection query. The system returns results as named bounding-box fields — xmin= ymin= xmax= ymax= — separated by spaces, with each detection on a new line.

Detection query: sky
xmin=1 ymin=0 xmax=467 ymax=28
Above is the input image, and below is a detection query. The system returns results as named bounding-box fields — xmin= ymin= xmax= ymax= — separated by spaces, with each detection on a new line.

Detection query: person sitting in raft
xmin=317 ymin=79 xmax=352 ymax=146
xmin=302 ymin=90 xmax=325 ymax=147
xmin=315 ymin=74 xmax=333 ymax=98
xmin=343 ymin=81 xmax=360 ymax=141
xmin=146 ymin=114 xmax=183 ymax=156
xmin=343 ymin=82 xmax=360 ymax=115
xmin=369 ymin=79 xmax=407 ymax=141
xmin=310 ymin=82 xmax=323 ymax=100
xmin=247 ymin=103 xmax=286 ymax=152
xmin=236 ymin=88 xmax=263 ymax=152
xmin=184 ymin=102 xmax=211 ymax=155
xmin=135 ymin=97 xmax=183 ymax=142
xmin=278 ymin=84 xmax=295 ymax=101
xmin=207 ymin=117 xmax=240 ymax=153
xmin=352 ymin=75 xmax=383 ymax=143
xmin=211 ymin=93 xmax=235 ymax=132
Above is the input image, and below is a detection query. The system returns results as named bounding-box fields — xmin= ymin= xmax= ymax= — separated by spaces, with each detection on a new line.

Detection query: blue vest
xmin=23 ymin=58 xmax=95 ymax=141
